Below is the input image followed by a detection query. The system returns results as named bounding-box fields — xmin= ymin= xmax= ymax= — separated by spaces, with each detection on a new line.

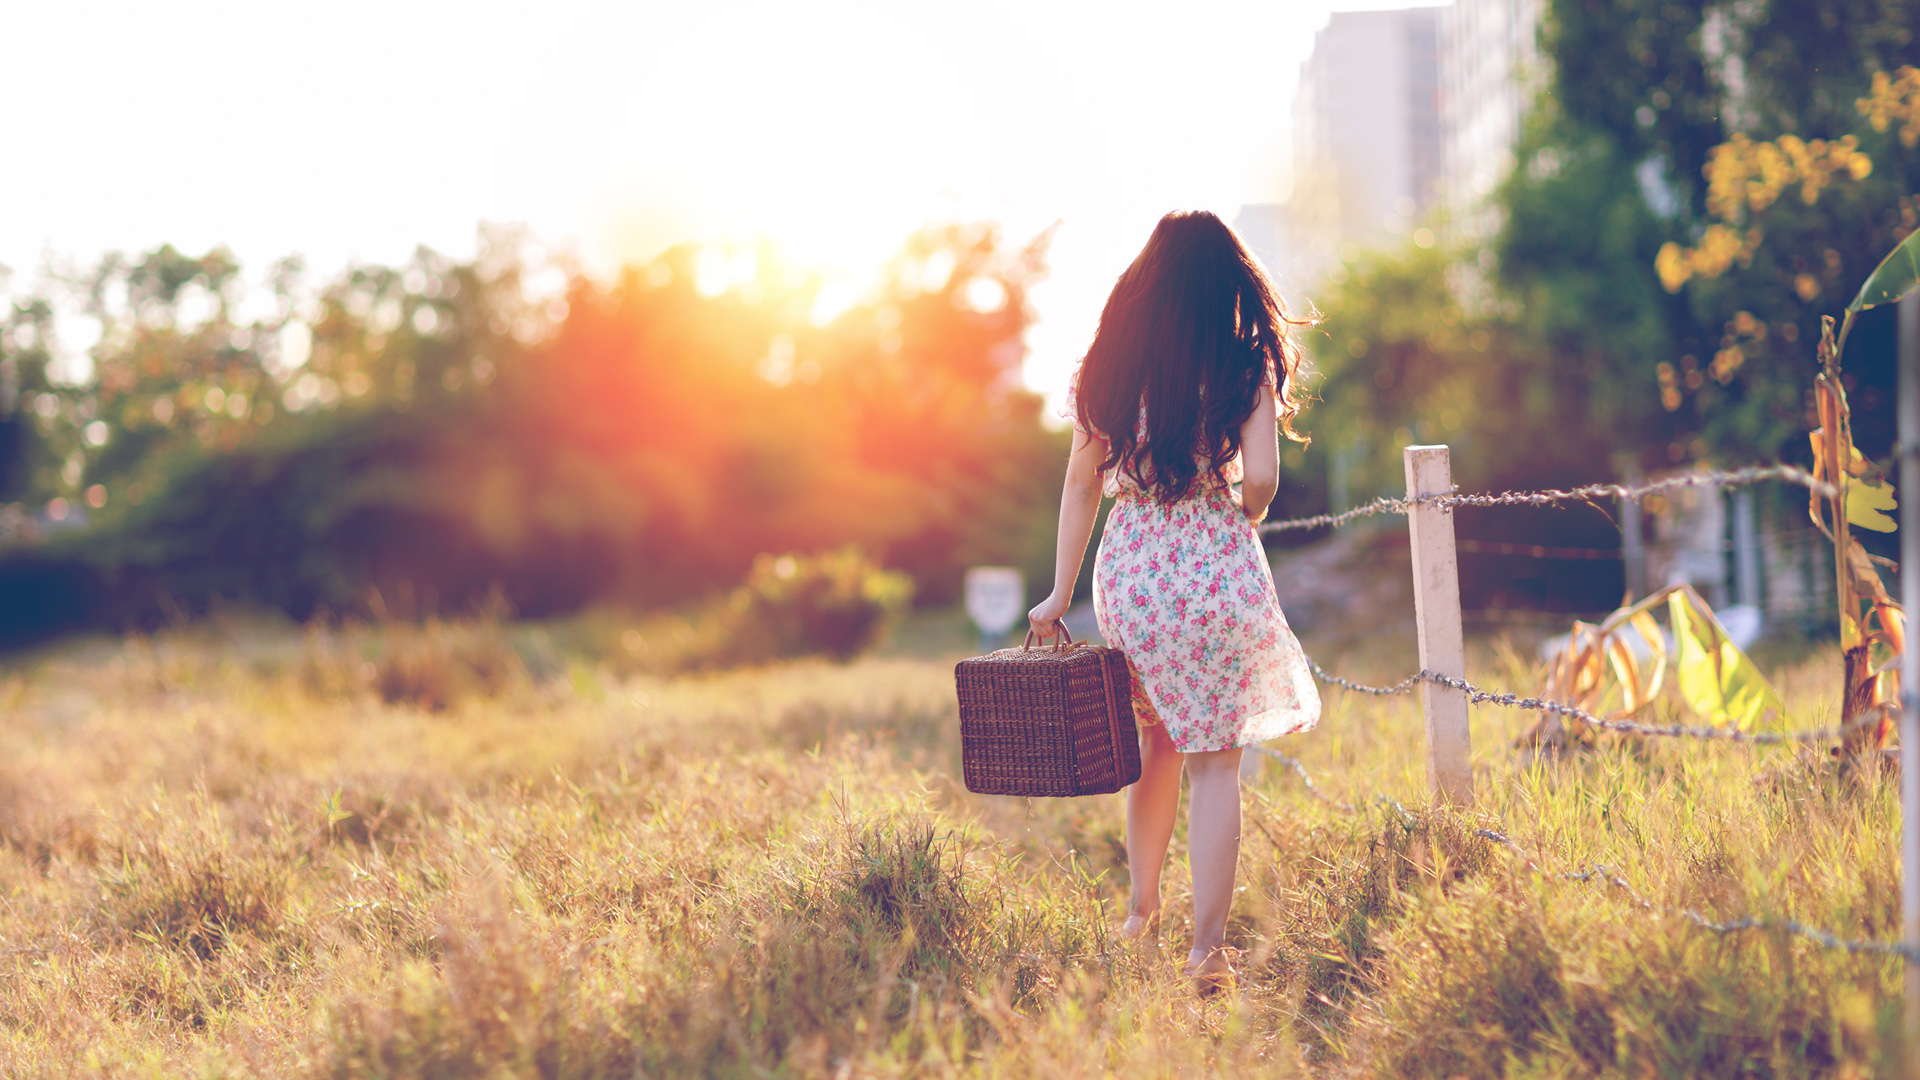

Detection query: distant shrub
xmin=372 ymin=620 xmax=520 ymax=711
xmin=599 ymin=549 xmax=913 ymax=673
xmin=299 ymin=605 xmax=525 ymax=711
xmin=716 ymin=549 xmax=913 ymax=666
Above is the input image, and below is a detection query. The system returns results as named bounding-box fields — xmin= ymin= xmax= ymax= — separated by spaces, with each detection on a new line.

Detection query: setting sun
xmin=594 ymin=2 xmax=988 ymax=287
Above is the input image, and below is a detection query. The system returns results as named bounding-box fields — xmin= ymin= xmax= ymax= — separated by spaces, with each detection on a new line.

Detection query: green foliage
xmin=584 ymin=549 xmax=913 ymax=674
xmin=1525 ymin=0 xmax=1920 ymax=463
xmin=1496 ymin=114 xmax=1681 ymax=445
xmin=0 ymin=224 xmax=1060 ymax=644
xmin=1669 ymin=586 xmax=1783 ymax=729
xmin=297 ymin=605 xmax=527 ymax=711
xmin=1307 ymin=242 xmax=1467 ymax=462
xmin=1308 ymin=0 xmax=1920 ymax=591
xmin=1849 ymin=222 xmax=1920 ymax=311
xmin=719 ymin=549 xmax=914 ymax=665
xmin=1311 ymin=234 xmax=1652 ymax=500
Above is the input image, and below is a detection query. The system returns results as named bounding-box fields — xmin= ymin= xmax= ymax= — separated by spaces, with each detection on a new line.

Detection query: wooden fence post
xmin=1620 ymin=462 xmax=1646 ymax=600
xmin=1405 ymin=445 xmax=1473 ymax=805
xmin=1896 ymin=286 xmax=1919 ymax=1076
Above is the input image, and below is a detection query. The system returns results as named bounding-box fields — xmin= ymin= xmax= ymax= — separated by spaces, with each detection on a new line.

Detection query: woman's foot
xmin=1119 ymin=909 xmax=1159 ymax=942
xmin=1185 ymin=947 xmax=1235 ymax=997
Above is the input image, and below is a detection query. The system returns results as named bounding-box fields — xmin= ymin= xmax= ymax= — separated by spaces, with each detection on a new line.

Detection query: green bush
xmin=579 ymin=549 xmax=914 ymax=674
xmin=298 ymin=608 xmax=526 ymax=711
xmin=719 ymin=549 xmax=914 ymax=665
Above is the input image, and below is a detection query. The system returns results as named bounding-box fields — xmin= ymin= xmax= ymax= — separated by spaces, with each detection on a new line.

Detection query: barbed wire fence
xmin=1239 ymin=459 xmax=1909 ymax=971
xmin=1248 ymin=735 xmax=1918 ymax=966
xmin=1476 ymin=826 xmax=1920 ymax=963
xmin=1256 ymin=463 xmax=1833 ymax=535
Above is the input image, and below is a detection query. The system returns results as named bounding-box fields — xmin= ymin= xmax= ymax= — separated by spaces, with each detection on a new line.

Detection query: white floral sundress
xmin=1066 ymin=383 xmax=1320 ymax=753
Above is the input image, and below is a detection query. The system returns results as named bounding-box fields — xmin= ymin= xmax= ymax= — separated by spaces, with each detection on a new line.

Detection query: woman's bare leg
xmin=1122 ymin=720 xmax=1181 ymax=935
xmin=1182 ymin=746 xmax=1244 ymax=966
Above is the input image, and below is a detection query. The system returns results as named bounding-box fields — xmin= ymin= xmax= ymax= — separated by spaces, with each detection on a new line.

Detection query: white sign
xmin=964 ymin=566 xmax=1026 ymax=637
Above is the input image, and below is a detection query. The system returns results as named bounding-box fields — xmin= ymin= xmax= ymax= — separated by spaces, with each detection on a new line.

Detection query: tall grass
xmin=0 ymin=616 xmax=1904 ymax=1077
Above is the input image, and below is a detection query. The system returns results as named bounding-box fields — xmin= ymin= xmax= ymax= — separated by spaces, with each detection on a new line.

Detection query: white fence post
xmin=1896 ymin=286 xmax=1919 ymax=1074
xmin=1404 ymin=445 xmax=1473 ymax=805
xmin=1621 ymin=463 xmax=1646 ymax=600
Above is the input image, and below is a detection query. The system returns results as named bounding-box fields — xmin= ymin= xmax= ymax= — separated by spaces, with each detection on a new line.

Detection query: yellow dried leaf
xmin=1872 ymin=600 xmax=1907 ymax=656
xmin=1848 ymin=541 xmax=1893 ymax=603
xmin=1809 ymin=429 xmax=1831 ymax=530
xmin=1847 ymin=475 xmax=1897 ymax=533
xmin=1605 ymin=636 xmax=1642 ymax=714
xmin=1628 ymin=610 xmax=1667 ymax=702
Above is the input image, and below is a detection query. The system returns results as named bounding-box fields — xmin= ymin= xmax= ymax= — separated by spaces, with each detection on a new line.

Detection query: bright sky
xmin=0 ymin=0 xmax=1429 ymax=403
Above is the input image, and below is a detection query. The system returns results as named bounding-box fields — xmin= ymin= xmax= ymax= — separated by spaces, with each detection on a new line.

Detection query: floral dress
xmin=1066 ymin=384 xmax=1320 ymax=752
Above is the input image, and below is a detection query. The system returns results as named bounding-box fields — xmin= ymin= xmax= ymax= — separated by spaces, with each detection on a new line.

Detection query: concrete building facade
xmin=1439 ymin=0 xmax=1545 ymax=241
xmin=1285 ymin=7 xmax=1442 ymax=285
xmin=1249 ymin=0 xmax=1547 ymax=289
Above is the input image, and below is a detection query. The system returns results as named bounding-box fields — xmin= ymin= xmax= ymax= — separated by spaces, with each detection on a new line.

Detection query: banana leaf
xmin=1834 ymin=228 xmax=1920 ymax=368
xmin=1849 ymin=476 xmax=1899 ymax=533
xmin=1669 ymin=587 xmax=1783 ymax=730
xmin=1848 ymin=226 xmax=1920 ymax=313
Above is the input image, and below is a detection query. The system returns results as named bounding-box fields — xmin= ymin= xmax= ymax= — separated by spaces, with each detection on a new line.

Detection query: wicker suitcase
xmin=955 ymin=624 xmax=1142 ymax=797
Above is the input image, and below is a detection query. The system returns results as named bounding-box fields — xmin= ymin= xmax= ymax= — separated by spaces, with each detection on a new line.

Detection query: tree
xmin=1522 ymin=0 xmax=1920 ymax=463
xmin=1300 ymin=1 xmax=1920 ymax=615
xmin=0 ymin=223 xmax=1061 ymax=643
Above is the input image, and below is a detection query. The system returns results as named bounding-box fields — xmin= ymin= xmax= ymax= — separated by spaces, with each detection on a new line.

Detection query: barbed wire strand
xmin=1303 ymin=657 xmax=1420 ymax=696
xmin=1260 ymin=776 xmax=1918 ymax=963
xmin=1299 ymin=651 xmax=1885 ymax=745
xmin=1418 ymin=668 xmax=1889 ymax=745
xmin=1375 ymin=794 xmax=1417 ymax=829
xmin=1257 ymin=495 xmax=1409 ymax=535
xmin=1246 ymin=746 xmax=1358 ymax=812
xmin=1255 ymin=768 xmax=1920 ymax=961
xmin=1245 ymin=746 xmax=1423 ymax=834
xmin=1474 ymin=829 xmax=1920 ymax=963
xmin=1259 ymin=464 xmax=1834 ymax=535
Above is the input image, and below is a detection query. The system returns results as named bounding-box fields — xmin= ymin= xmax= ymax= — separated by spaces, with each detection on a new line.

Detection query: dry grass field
xmin=0 ymin=612 xmax=1906 ymax=1078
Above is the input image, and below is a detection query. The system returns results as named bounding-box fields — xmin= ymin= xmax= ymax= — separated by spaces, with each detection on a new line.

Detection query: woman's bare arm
xmin=1028 ymin=427 xmax=1108 ymax=637
xmin=1239 ymin=385 xmax=1280 ymax=522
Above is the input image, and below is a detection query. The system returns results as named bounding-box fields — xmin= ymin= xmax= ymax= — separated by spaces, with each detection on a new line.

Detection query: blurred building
xmin=1439 ymin=0 xmax=1545 ymax=241
xmin=1287 ymin=7 xmax=1442 ymax=284
xmin=1265 ymin=0 xmax=1549 ymax=289
xmin=1230 ymin=203 xmax=1301 ymax=294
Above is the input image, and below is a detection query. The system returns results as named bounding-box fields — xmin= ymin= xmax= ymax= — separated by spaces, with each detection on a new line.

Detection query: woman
xmin=1027 ymin=210 xmax=1321 ymax=991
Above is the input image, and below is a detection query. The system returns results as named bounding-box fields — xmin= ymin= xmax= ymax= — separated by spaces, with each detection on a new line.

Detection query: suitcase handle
xmin=1023 ymin=620 xmax=1075 ymax=650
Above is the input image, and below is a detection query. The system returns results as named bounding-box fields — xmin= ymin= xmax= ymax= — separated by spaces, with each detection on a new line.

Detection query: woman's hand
xmin=1028 ymin=593 xmax=1071 ymax=641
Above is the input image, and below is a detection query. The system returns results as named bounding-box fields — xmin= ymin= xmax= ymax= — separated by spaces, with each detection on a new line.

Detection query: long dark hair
xmin=1075 ymin=210 xmax=1311 ymax=504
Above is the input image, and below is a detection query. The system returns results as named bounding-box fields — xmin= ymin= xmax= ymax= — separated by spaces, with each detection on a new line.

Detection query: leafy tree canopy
xmin=1517 ymin=0 xmax=1920 ymax=463
xmin=0 ymin=225 xmax=1061 ymax=644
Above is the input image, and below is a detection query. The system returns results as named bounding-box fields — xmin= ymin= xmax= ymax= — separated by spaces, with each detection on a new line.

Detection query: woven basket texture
xmin=954 ymin=641 xmax=1141 ymax=797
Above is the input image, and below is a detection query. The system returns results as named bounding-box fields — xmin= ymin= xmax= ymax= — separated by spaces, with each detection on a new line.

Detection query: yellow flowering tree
xmin=1489 ymin=1 xmax=1920 ymax=481
xmin=1633 ymin=61 xmax=1920 ymax=466
xmin=1651 ymin=68 xmax=1920 ymax=297
xmin=1857 ymin=66 xmax=1920 ymax=151
xmin=1658 ymin=100 xmax=1896 ymax=294
xmin=1657 ymin=68 xmax=1920 ymax=295
xmin=1655 ymin=133 xmax=1874 ymax=294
